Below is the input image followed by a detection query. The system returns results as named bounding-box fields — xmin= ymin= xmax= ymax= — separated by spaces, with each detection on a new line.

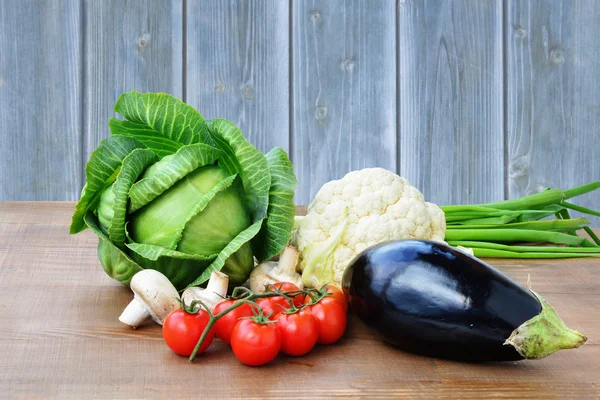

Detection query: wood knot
xmin=138 ymin=33 xmax=150 ymax=51
xmin=309 ymin=9 xmax=321 ymax=24
xmin=215 ymin=80 xmax=226 ymax=94
xmin=241 ymin=83 xmax=254 ymax=100
xmin=515 ymin=25 xmax=527 ymax=38
xmin=315 ymin=106 xmax=328 ymax=122
xmin=341 ymin=58 xmax=355 ymax=72
xmin=550 ymin=49 xmax=564 ymax=64
xmin=509 ymin=156 xmax=529 ymax=179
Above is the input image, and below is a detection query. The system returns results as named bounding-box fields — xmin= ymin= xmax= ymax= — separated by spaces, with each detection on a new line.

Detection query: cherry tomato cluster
xmin=161 ymin=282 xmax=348 ymax=366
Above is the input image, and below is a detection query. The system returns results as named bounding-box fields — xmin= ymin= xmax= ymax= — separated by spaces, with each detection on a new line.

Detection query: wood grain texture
xmin=0 ymin=0 xmax=82 ymax=201
xmin=0 ymin=202 xmax=598 ymax=399
xmin=84 ymin=0 xmax=183 ymax=161
xmin=3 ymin=1 xmax=600 ymax=210
xmin=506 ymin=0 xmax=600 ymax=225
xmin=398 ymin=0 xmax=504 ymax=205
xmin=185 ymin=0 xmax=290 ymax=154
xmin=292 ymin=0 xmax=397 ymax=205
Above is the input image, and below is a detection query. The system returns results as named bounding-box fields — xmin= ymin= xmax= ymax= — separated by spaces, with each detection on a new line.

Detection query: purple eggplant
xmin=342 ymin=240 xmax=586 ymax=361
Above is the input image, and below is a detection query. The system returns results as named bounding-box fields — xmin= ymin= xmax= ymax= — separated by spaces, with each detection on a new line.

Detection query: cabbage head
xmin=70 ymin=91 xmax=297 ymax=289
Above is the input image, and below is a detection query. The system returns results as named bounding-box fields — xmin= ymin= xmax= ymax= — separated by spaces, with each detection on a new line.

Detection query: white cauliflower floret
xmin=292 ymin=168 xmax=446 ymax=288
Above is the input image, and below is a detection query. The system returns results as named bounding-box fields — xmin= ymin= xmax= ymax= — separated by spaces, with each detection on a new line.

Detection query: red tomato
xmin=269 ymin=296 xmax=292 ymax=314
xmin=305 ymin=285 xmax=348 ymax=312
xmin=276 ymin=309 xmax=318 ymax=356
xmin=256 ymin=298 xmax=286 ymax=321
xmin=231 ymin=319 xmax=281 ymax=366
xmin=162 ymin=309 xmax=214 ymax=356
xmin=267 ymin=282 xmax=304 ymax=308
xmin=307 ymin=297 xmax=347 ymax=345
xmin=213 ymin=300 xmax=254 ymax=344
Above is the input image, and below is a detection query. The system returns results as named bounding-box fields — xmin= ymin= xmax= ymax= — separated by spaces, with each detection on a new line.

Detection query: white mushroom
xmin=181 ymin=270 xmax=229 ymax=311
xmin=249 ymin=246 xmax=303 ymax=293
xmin=119 ymin=269 xmax=180 ymax=328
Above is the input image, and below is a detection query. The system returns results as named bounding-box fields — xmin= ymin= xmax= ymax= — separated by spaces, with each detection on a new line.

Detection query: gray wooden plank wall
xmin=0 ymin=0 xmax=598 ymax=223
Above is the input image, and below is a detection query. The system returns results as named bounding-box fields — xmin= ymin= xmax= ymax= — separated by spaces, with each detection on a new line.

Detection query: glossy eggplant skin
xmin=342 ymin=240 xmax=542 ymax=361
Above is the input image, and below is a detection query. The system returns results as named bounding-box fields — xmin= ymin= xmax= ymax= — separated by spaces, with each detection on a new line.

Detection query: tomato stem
xmin=304 ymin=284 xmax=334 ymax=306
xmin=177 ymin=298 xmax=206 ymax=315
xmin=188 ymin=287 xmax=319 ymax=362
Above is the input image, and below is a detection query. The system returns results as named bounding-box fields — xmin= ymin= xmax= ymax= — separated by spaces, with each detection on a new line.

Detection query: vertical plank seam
xmin=395 ymin=0 xmax=401 ymax=175
xmin=182 ymin=0 xmax=187 ymax=103
xmin=80 ymin=0 xmax=87 ymax=191
xmin=288 ymin=0 xmax=294 ymax=163
xmin=502 ymin=0 xmax=508 ymax=200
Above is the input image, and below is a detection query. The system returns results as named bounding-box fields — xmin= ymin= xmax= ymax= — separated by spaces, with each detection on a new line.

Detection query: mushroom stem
xmin=277 ymin=246 xmax=300 ymax=276
xmin=181 ymin=270 xmax=230 ymax=311
xmin=206 ymin=270 xmax=229 ymax=298
xmin=119 ymin=296 xmax=150 ymax=328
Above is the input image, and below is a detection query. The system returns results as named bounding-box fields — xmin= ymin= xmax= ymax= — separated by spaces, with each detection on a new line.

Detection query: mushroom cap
xmin=130 ymin=269 xmax=180 ymax=324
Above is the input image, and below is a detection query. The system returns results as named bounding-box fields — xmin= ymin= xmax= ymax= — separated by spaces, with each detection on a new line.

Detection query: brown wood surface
xmin=0 ymin=202 xmax=598 ymax=399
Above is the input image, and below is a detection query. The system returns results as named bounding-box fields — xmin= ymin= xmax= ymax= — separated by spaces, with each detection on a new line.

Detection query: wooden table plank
xmin=0 ymin=202 xmax=598 ymax=399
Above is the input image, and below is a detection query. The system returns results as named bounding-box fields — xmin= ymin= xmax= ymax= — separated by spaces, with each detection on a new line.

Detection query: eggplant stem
xmin=504 ymin=291 xmax=587 ymax=360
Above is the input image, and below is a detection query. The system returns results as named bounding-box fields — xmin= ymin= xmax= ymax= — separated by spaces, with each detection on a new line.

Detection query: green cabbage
xmin=71 ymin=91 xmax=297 ymax=289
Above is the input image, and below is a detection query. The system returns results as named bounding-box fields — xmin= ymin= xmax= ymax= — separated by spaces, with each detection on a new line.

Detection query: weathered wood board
xmin=292 ymin=0 xmax=397 ymax=203
xmin=1 ymin=1 xmax=599 ymax=218
xmin=398 ymin=0 xmax=504 ymax=206
xmin=506 ymin=0 xmax=600 ymax=225
xmin=185 ymin=0 xmax=290 ymax=154
xmin=0 ymin=1 xmax=82 ymax=201
xmin=84 ymin=0 xmax=183 ymax=168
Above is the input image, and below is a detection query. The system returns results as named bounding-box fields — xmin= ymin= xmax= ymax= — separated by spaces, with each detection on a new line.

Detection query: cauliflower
xmin=292 ymin=168 xmax=446 ymax=288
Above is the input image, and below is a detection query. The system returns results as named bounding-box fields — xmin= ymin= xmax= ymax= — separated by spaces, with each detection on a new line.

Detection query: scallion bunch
xmin=442 ymin=181 xmax=600 ymax=258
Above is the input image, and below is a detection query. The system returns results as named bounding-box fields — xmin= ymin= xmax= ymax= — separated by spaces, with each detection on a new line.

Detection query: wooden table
xmin=1 ymin=202 xmax=598 ymax=399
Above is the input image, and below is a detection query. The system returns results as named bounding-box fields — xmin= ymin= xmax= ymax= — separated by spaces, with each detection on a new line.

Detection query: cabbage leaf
xmin=71 ymin=92 xmax=298 ymax=289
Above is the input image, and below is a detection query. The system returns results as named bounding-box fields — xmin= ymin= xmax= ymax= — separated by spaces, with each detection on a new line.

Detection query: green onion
xmin=454 ymin=215 xmax=519 ymax=225
xmin=518 ymin=205 xmax=567 ymax=222
xmin=445 ymin=229 xmax=598 ymax=247
xmin=441 ymin=181 xmax=600 ymax=259
xmin=441 ymin=205 xmax=506 ymax=214
xmin=447 ymin=241 xmax=600 ymax=253
xmin=446 ymin=218 xmax=589 ymax=232
xmin=563 ymin=181 xmax=600 ymax=199
xmin=444 ymin=207 xmax=567 ymax=225
xmin=562 ymin=201 xmax=600 ymax=217
xmin=583 ymin=227 xmax=600 ymax=246
xmin=469 ymin=248 xmax=600 ymax=259
xmin=445 ymin=209 xmax=560 ymax=223
xmin=476 ymin=189 xmax=564 ymax=211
